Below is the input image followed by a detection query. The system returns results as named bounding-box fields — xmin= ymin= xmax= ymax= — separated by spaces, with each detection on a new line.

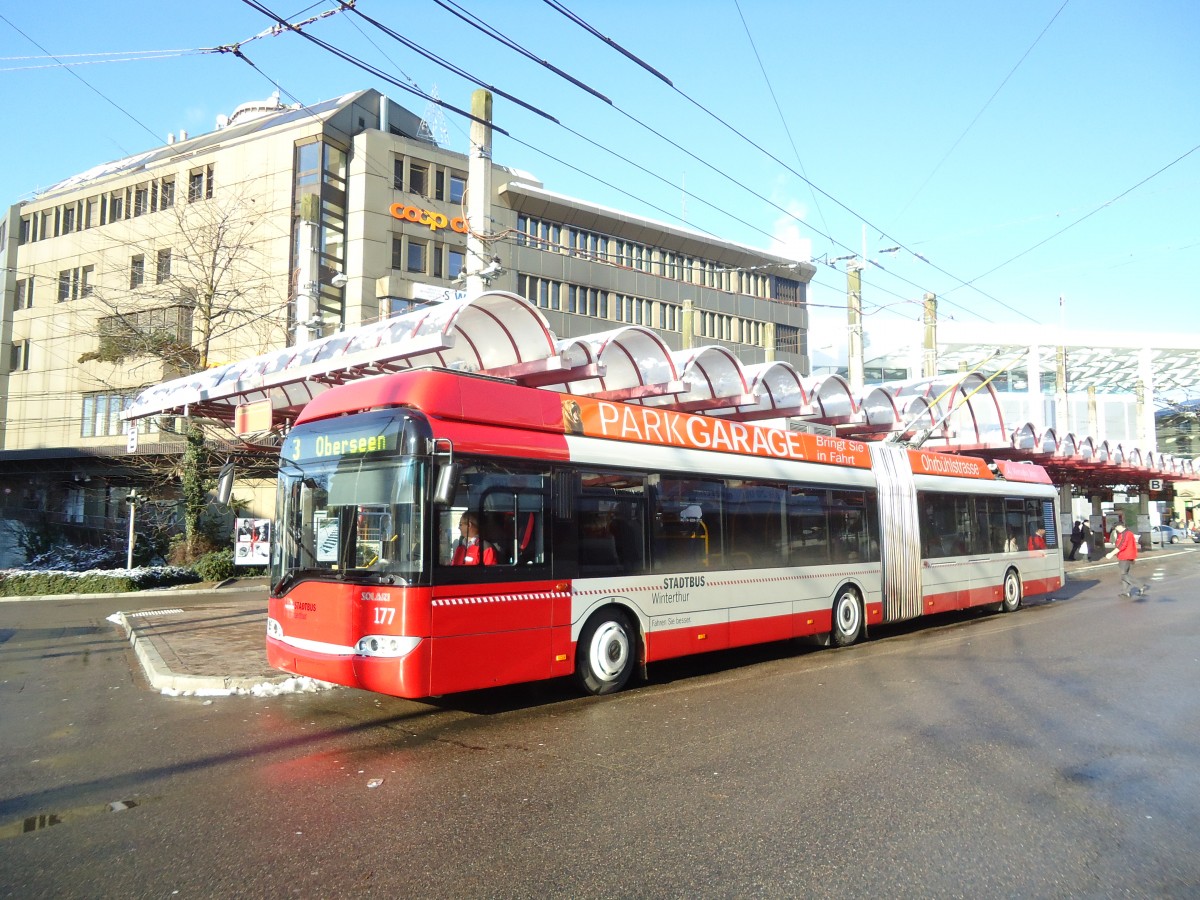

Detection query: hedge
xmin=0 ymin=566 xmax=200 ymax=597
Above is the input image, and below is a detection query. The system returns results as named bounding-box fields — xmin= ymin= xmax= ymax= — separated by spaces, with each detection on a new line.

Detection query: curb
xmin=113 ymin=609 xmax=292 ymax=695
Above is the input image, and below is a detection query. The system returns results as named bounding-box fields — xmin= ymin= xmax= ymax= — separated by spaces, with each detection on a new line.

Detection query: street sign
xmin=126 ymin=424 xmax=138 ymax=453
xmin=1149 ymin=478 xmax=1164 ymax=491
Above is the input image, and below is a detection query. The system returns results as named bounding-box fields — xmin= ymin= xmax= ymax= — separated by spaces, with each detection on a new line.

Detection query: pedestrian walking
xmin=1068 ymin=520 xmax=1083 ymax=560
xmin=1105 ymin=522 xmax=1143 ymax=597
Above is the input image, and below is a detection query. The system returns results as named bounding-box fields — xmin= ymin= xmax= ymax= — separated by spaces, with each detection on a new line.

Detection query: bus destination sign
xmin=285 ymin=417 xmax=401 ymax=462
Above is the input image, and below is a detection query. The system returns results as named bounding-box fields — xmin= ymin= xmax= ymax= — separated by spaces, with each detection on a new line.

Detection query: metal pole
xmin=294 ymin=194 xmax=321 ymax=346
xmin=465 ymin=89 xmax=494 ymax=300
xmin=126 ymin=497 xmax=136 ymax=569
xmin=846 ymin=262 xmax=864 ymax=394
xmin=922 ymin=293 xmax=937 ymax=379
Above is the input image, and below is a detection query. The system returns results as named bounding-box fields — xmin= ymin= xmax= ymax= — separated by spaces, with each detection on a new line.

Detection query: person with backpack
xmin=1105 ymin=522 xmax=1143 ymax=597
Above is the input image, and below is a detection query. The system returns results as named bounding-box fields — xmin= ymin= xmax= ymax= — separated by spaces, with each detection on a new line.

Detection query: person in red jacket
xmin=1105 ymin=522 xmax=1142 ymax=597
xmin=1027 ymin=527 xmax=1047 ymax=551
xmin=451 ymin=512 xmax=498 ymax=566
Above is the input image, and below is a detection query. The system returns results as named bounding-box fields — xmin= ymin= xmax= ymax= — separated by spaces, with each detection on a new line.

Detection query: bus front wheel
xmin=576 ymin=609 xmax=636 ymax=695
xmin=831 ymin=588 xmax=863 ymax=647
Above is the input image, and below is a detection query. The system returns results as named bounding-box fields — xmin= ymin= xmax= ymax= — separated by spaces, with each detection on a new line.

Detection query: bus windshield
xmin=273 ymin=456 xmax=426 ymax=590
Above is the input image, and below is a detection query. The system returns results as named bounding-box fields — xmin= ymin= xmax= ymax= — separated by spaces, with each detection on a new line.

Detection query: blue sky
xmin=3 ymin=0 xmax=1197 ymax=347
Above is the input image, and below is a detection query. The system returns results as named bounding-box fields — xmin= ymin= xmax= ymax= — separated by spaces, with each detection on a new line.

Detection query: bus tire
xmin=576 ymin=608 xmax=636 ymax=695
xmin=1000 ymin=569 xmax=1022 ymax=613
xmin=830 ymin=587 xmax=863 ymax=647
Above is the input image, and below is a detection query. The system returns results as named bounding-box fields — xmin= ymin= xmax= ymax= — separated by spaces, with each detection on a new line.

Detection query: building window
xmin=408 ymin=164 xmax=428 ymax=197
xmin=19 ymin=216 xmax=31 ymax=245
xmin=156 ymin=249 xmax=172 ymax=283
xmin=773 ymin=276 xmax=802 ymax=305
xmin=134 ymin=185 xmax=149 ymax=216
xmin=93 ymin=306 xmax=193 ymax=365
xmin=449 ymin=173 xmax=466 ymax=205
xmin=406 ymin=239 xmax=427 ymax=274
xmin=448 ymin=248 xmax=465 ymax=280
xmin=188 ymin=166 xmax=214 ymax=202
xmin=10 ymin=340 xmax=29 ymax=373
xmin=393 ymin=158 xmax=404 ymax=191
xmin=160 ymin=178 xmax=175 ymax=209
xmin=391 ymin=237 xmax=403 ymax=270
xmin=58 ymin=269 xmax=76 ymax=302
xmin=81 ymin=392 xmax=150 ymax=438
xmin=776 ymin=324 xmax=799 ymax=354
xmin=62 ymin=205 xmax=76 ymax=233
xmin=434 ymin=170 xmax=445 ymax=201
xmin=109 ymin=192 xmax=124 ymax=221
xmin=130 ymin=255 xmax=145 ymax=289
xmin=14 ymin=278 xmax=32 ymax=310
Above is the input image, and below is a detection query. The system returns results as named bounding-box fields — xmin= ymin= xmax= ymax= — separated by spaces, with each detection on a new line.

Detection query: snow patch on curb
xmin=160 ymin=676 xmax=337 ymax=698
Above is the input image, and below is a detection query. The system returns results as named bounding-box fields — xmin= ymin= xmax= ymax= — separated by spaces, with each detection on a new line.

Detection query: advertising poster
xmin=235 ymin=518 xmax=272 ymax=565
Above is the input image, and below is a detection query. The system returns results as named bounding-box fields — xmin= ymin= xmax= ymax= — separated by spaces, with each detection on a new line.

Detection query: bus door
xmin=966 ymin=496 xmax=1009 ymax=605
xmin=918 ymin=492 xmax=974 ymax=613
xmin=430 ymin=462 xmax=556 ymax=694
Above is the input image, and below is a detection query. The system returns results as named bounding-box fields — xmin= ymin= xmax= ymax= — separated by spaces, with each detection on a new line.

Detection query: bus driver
xmin=452 ymin=512 xmax=497 ymax=566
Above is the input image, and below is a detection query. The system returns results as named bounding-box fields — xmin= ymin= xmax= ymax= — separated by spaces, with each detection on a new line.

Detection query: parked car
xmin=1151 ymin=524 xmax=1182 ymax=545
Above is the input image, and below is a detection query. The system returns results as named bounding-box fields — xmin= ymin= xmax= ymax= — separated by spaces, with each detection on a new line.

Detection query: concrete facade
xmin=0 ymin=88 xmax=813 ymax=558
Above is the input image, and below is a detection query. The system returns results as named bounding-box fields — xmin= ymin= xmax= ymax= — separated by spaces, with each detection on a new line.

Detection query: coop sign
xmin=389 ymin=203 xmax=468 ymax=234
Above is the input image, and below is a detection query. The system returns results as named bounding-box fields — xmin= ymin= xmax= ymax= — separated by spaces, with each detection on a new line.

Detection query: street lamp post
xmin=126 ymin=491 xmax=143 ymax=569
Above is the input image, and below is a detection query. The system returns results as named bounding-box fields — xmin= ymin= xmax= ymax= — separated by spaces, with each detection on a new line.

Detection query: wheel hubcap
xmin=836 ymin=595 xmax=860 ymax=635
xmin=590 ymin=621 xmax=629 ymax=681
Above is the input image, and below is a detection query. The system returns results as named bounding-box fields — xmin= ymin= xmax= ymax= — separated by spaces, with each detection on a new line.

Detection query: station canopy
xmin=124 ymin=291 xmax=1197 ymax=487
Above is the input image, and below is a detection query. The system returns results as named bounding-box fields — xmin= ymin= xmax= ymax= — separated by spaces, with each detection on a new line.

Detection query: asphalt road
xmin=2 ymin=549 xmax=1198 ymax=898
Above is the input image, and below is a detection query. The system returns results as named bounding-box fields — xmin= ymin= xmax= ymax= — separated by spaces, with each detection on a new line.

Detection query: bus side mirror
xmin=434 ymin=462 xmax=460 ymax=506
xmin=216 ymin=460 xmax=235 ymax=506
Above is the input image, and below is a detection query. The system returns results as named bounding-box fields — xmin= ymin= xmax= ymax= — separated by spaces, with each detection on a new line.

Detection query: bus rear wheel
xmin=999 ymin=569 xmax=1022 ymax=613
xmin=831 ymin=588 xmax=863 ymax=647
xmin=576 ymin=609 xmax=636 ymax=695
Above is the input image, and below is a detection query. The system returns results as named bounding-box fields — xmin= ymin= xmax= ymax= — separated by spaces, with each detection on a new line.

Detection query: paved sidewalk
xmin=113 ymin=596 xmax=290 ymax=694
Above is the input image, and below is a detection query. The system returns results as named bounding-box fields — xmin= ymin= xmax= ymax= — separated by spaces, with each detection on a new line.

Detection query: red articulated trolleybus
xmin=267 ymin=368 xmax=1063 ymax=698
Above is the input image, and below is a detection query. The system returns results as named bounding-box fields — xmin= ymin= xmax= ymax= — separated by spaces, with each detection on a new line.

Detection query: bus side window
xmin=577 ymin=497 xmax=646 ymax=576
xmin=725 ymin=480 xmax=786 ymax=568
xmin=436 ymin=463 xmax=550 ymax=577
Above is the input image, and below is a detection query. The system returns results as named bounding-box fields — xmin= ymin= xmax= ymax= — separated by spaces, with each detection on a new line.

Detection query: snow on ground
xmin=159 ymin=677 xmax=337 ymax=698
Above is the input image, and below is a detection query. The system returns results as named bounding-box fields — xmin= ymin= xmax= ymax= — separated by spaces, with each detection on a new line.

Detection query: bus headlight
xmin=266 ymin=617 xmax=283 ymax=639
xmin=355 ymin=635 xmax=421 ymax=658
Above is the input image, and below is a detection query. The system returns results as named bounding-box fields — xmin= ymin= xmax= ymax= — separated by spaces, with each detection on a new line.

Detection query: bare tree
xmin=77 ymin=190 xmax=291 ymax=560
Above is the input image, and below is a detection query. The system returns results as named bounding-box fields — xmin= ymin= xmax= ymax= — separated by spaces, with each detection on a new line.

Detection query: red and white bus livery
xmin=267 ymin=368 xmax=1063 ymax=697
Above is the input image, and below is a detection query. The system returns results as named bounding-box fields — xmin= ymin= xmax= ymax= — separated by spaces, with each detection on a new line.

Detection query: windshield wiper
xmin=342 ymin=569 xmax=406 ymax=586
xmin=272 ymin=567 xmax=333 ymax=595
